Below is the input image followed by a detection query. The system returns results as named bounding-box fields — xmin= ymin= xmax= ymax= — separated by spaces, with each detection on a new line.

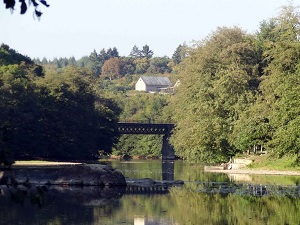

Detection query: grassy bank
xmin=247 ymin=154 xmax=300 ymax=171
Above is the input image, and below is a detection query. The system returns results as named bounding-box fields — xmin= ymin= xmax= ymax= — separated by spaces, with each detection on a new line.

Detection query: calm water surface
xmin=1 ymin=160 xmax=299 ymax=225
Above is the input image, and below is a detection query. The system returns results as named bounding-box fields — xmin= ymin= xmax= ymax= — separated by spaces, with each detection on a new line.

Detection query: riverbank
xmin=205 ymin=155 xmax=300 ymax=176
xmin=12 ymin=157 xmax=300 ymax=177
xmin=14 ymin=160 xmax=83 ymax=166
xmin=205 ymin=168 xmax=300 ymax=176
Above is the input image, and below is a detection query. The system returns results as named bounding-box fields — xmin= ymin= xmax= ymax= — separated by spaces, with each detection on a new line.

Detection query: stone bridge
xmin=118 ymin=122 xmax=175 ymax=160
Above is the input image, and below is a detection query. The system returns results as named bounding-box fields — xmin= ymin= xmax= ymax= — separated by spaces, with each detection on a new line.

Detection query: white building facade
xmin=135 ymin=76 xmax=172 ymax=92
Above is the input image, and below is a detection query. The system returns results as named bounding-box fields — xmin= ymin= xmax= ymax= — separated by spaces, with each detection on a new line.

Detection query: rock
xmin=0 ymin=164 xmax=126 ymax=187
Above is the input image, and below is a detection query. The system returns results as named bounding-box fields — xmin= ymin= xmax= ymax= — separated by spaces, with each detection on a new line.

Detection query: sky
xmin=0 ymin=0 xmax=292 ymax=60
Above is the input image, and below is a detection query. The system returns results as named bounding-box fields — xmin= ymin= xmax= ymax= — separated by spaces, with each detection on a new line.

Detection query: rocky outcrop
xmin=0 ymin=164 xmax=126 ymax=187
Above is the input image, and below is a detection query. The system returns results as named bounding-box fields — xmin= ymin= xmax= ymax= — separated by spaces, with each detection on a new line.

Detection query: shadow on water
xmin=0 ymin=184 xmax=126 ymax=225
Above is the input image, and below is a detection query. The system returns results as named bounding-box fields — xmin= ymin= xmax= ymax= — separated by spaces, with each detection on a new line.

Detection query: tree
xmin=0 ymin=43 xmax=33 ymax=66
xmin=141 ymin=45 xmax=154 ymax=59
xmin=88 ymin=50 xmax=102 ymax=75
xmin=232 ymin=3 xmax=300 ymax=164
xmin=169 ymin=27 xmax=259 ymax=163
xmin=0 ymin=45 xmax=121 ymax=160
xmin=101 ymin=57 xmax=121 ymax=81
xmin=119 ymin=57 xmax=136 ymax=76
xmin=41 ymin=57 xmax=48 ymax=64
xmin=147 ymin=57 xmax=172 ymax=74
xmin=130 ymin=45 xmax=142 ymax=58
xmin=172 ymin=43 xmax=188 ymax=65
xmin=259 ymin=3 xmax=300 ymax=160
xmin=113 ymin=93 xmax=169 ymax=157
xmin=107 ymin=47 xmax=119 ymax=58
xmin=3 ymin=0 xmax=50 ymax=18
xmin=130 ymin=45 xmax=154 ymax=59
xmin=255 ymin=19 xmax=278 ymax=75
xmin=134 ymin=57 xmax=150 ymax=74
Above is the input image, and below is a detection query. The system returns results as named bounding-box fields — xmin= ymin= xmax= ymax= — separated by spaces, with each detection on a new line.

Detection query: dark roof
xmin=140 ymin=76 xmax=172 ymax=86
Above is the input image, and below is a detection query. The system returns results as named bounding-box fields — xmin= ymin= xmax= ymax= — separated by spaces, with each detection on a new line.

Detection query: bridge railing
xmin=118 ymin=120 xmax=175 ymax=124
xmin=118 ymin=122 xmax=174 ymax=135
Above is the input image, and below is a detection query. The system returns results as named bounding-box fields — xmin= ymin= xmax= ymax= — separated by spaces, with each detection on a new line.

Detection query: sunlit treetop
xmin=3 ymin=0 xmax=49 ymax=18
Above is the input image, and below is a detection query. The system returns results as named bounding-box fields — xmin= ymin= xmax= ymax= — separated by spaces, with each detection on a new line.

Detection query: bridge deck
xmin=118 ymin=122 xmax=174 ymax=135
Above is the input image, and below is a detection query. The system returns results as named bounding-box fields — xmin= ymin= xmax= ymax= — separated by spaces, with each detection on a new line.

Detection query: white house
xmin=135 ymin=76 xmax=172 ymax=92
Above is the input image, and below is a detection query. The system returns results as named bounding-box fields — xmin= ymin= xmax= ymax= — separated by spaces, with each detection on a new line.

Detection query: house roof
xmin=140 ymin=76 xmax=172 ymax=86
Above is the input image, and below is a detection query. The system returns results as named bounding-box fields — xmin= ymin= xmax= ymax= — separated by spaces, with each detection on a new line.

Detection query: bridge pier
xmin=161 ymin=134 xmax=175 ymax=160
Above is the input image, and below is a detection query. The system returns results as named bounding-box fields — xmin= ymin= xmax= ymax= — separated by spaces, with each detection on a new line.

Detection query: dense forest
xmin=170 ymin=4 xmax=300 ymax=164
xmin=0 ymin=44 xmax=120 ymax=162
xmin=1 ymin=3 xmax=299 ymax=165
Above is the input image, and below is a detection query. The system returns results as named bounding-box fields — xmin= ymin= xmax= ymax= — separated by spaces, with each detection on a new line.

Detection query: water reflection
xmin=134 ymin=216 xmax=176 ymax=225
xmin=161 ymin=160 xmax=174 ymax=181
xmin=1 ymin=160 xmax=300 ymax=225
xmin=0 ymin=184 xmax=126 ymax=225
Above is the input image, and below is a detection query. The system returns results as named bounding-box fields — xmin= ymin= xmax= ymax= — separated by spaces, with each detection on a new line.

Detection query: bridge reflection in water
xmin=125 ymin=160 xmax=176 ymax=195
xmin=118 ymin=122 xmax=175 ymax=160
xmin=126 ymin=185 xmax=170 ymax=195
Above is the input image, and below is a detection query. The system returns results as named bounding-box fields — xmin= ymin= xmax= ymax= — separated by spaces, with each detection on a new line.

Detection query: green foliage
xmin=172 ymin=43 xmax=189 ymax=65
xmin=147 ymin=57 xmax=172 ymax=74
xmin=166 ymin=3 xmax=300 ymax=164
xmin=0 ymin=44 xmax=43 ymax=77
xmin=233 ymin=3 xmax=300 ymax=164
xmin=113 ymin=93 xmax=170 ymax=157
xmin=248 ymin=154 xmax=300 ymax=170
xmin=4 ymin=2 xmax=300 ymax=165
xmin=130 ymin=44 xmax=154 ymax=59
xmin=34 ymin=47 xmax=174 ymax=81
xmin=0 ymin=48 xmax=121 ymax=160
xmin=113 ymin=134 xmax=162 ymax=157
xmin=170 ymin=188 xmax=300 ymax=225
xmin=119 ymin=93 xmax=169 ymax=123
xmin=169 ymin=27 xmax=259 ymax=163
xmin=134 ymin=57 xmax=150 ymax=74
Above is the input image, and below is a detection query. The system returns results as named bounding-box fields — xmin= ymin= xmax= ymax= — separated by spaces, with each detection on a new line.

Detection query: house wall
xmin=146 ymin=85 xmax=163 ymax=92
xmin=135 ymin=78 xmax=147 ymax=91
xmin=135 ymin=77 xmax=171 ymax=92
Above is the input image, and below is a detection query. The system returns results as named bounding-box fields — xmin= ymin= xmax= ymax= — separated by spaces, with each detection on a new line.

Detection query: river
xmin=0 ymin=159 xmax=299 ymax=225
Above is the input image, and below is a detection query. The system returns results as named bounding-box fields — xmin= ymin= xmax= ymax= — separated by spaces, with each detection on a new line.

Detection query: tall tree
xmin=134 ymin=57 xmax=150 ymax=74
xmin=141 ymin=45 xmax=154 ymax=59
xmin=119 ymin=57 xmax=136 ymax=76
xmin=130 ymin=45 xmax=154 ymax=59
xmin=258 ymin=3 xmax=300 ymax=160
xmin=147 ymin=57 xmax=172 ymax=74
xmin=101 ymin=57 xmax=121 ymax=81
xmin=130 ymin=45 xmax=142 ymax=58
xmin=169 ymin=27 xmax=259 ymax=163
xmin=172 ymin=43 xmax=188 ymax=65
xmin=0 ymin=46 xmax=121 ymax=160
xmin=233 ymin=3 xmax=300 ymax=164
xmin=107 ymin=47 xmax=119 ymax=58
xmin=88 ymin=49 xmax=102 ymax=75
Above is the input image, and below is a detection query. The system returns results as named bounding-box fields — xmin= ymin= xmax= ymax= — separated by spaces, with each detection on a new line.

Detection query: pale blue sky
xmin=0 ymin=0 xmax=291 ymax=60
